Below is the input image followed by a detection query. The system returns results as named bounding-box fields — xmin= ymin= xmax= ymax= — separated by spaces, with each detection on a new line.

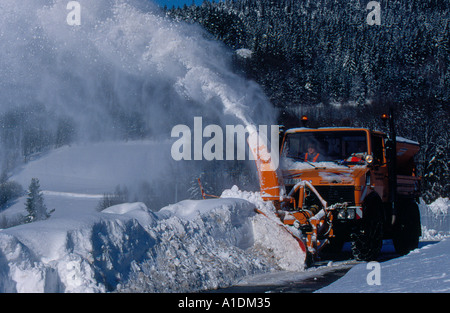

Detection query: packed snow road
xmin=209 ymin=240 xmax=441 ymax=293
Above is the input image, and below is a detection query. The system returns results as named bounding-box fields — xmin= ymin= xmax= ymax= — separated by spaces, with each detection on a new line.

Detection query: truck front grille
xmin=314 ymin=186 xmax=355 ymax=205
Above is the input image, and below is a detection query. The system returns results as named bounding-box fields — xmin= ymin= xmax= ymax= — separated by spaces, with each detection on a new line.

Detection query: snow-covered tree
xmin=25 ymin=178 xmax=52 ymax=223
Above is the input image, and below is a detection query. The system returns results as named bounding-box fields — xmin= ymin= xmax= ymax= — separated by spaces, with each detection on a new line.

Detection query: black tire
xmin=392 ymin=198 xmax=421 ymax=255
xmin=351 ymin=193 xmax=384 ymax=261
xmin=305 ymin=251 xmax=314 ymax=268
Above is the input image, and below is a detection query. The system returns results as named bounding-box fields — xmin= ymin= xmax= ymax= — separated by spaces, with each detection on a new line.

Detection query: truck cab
xmin=277 ymin=126 xmax=421 ymax=259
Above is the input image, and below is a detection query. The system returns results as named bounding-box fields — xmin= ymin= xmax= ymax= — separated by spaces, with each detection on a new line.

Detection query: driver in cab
xmin=304 ymin=143 xmax=324 ymax=162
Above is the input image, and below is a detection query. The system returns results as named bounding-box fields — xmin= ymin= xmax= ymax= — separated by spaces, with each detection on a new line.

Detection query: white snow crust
xmin=317 ymin=238 xmax=450 ymax=293
xmin=427 ymin=197 xmax=449 ymax=215
xmin=0 ymin=144 xmax=306 ymax=293
xmin=317 ymin=197 xmax=450 ymax=293
xmin=0 ymin=193 xmax=306 ymax=292
xmin=0 ymin=196 xmax=292 ymax=292
xmin=236 ymin=48 xmax=253 ymax=59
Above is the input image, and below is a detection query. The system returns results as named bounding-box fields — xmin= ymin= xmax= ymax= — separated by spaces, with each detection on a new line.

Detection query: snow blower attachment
xmin=246 ymin=125 xmax=338 ymax=265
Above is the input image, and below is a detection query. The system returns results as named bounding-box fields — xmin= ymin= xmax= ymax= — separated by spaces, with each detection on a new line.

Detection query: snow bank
xmin=221 ymin=186 xmax=306 ymax=272
xmin=0 ymin=187 xmax=305 ymax=293
xmin=0 ymin=211 xmax=156 ymax=292
xmin=420 ymin=197 xmax=450 ymax=240
xmin=317 ymin=238 xmax=450 ymax=293
xmin=428 ymin=197 xmax=449 ymax=215
xmin=318 ymin=197 xmax=450 ymax=293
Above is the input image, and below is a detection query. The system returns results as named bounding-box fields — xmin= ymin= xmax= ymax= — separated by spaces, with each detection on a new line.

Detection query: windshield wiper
xmin=304 ymin=160 xmax=318 ymax=169
xmin=287 ymin=156 xmax=318 ymax=169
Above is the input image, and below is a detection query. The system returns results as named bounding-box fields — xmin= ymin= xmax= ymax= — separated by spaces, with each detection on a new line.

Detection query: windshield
xmin=282 ymin=130 xmax=368 ymax=162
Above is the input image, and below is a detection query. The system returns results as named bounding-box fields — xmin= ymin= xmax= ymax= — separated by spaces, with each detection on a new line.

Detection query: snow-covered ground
xmin=0 ymin=193 xmax=304 ymax=293
xmin=0 ymin=141 xmax=449 ymax=293
xmin=317 ymin=238 xmax=450 ymax=293
xmin=0 ymin=142 xmax=305 ymax=292
xmin=11 ymin=141 xmax=174 ymax=195
xmin=316 ymin=197 xmax=450 ymax=293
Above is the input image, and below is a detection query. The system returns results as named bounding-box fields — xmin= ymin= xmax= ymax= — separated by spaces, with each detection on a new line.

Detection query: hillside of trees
xmin=167 ymin=0 xmax=449 ymax=202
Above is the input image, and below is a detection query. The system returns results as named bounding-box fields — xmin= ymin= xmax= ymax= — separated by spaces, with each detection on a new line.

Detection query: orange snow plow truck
xmin=248 ymin=111 xmax=421 ymax=265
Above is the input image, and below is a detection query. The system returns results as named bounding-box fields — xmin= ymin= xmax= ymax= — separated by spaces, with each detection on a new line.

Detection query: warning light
xmin=301 ymin=115 xmax=309 ymax=127
xmin=381 ymin=113 xmax=389 ymax=126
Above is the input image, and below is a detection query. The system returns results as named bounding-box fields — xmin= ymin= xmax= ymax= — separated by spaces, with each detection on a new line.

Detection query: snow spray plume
xmin=0 ymin=0 xmax=277 ymax=204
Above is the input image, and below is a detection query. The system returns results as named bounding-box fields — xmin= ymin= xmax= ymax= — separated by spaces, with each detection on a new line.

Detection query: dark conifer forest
xmin=166 ymin=0 xmax=449 ymax=202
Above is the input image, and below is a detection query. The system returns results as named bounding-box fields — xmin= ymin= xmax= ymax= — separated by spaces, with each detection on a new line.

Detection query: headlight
xmin=347 ymin=208 xmax=355 ymax=219
xmin=365 ymin=154 xmax=374 ymax=164
xmin=337 ymin=208 xmax=356 ymax=219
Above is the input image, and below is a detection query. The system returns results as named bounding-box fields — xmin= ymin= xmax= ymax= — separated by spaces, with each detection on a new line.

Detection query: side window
xmin=283 ymin=135 xmax=300 ymax=159
xmin=371 ymin=135 xmax=384 ymax=164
